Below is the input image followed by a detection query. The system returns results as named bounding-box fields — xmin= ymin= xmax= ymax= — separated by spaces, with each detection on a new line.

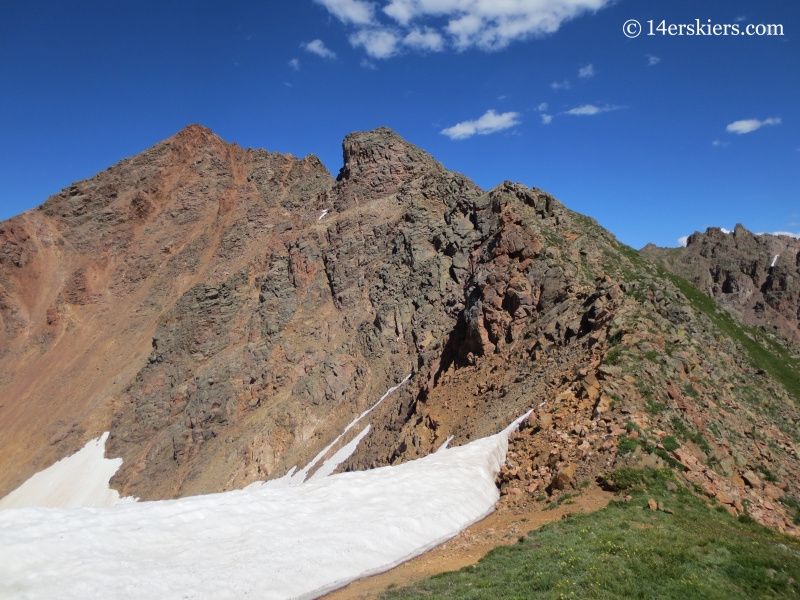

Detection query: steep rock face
xmin=0 ymin=125 xmax=333 ymax=497
xmin=642 ymin=225 xmax=800 ymax=344
xmin=107 ymin=127 xmax=490 ymax=499
xmin=3 ymin=127 xmax=800 ymax=539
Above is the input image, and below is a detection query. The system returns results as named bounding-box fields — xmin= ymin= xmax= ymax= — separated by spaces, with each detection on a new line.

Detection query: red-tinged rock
xmin=716 ymin=491 xmax=735 ymax=505
xmin=552 ymin=464 xmax=577 ymax=490
xmin=742 ymin=470 xmax=763 ymax=490
xmin=592 ymin=395 xmax=611 ymax=419
xmin=673 ymin=449 xmax=700 ymax=471
xmin=682 ymin=471 xmax=704 ymax=485
xmin=763 ymin=484 xmax=783 ymax=501
xmin=702 ymin=481 xmax=717 ymax=498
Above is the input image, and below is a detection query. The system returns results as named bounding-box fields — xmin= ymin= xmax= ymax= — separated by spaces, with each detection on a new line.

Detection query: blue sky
xmin=0 ymin=0 xmax=797 ymax=248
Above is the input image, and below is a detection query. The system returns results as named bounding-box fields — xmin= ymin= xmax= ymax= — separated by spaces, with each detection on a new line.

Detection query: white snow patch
xmin=307 ymin=424 xmax=371 ymax=482
xmin=771 ymin=255 xmax=780 ymax=267
xmin=289 ymin=374 xmax=410 ymax=484
xmin=436 ymin=435 xmax=454 ymax=453
xmin=318 ymin=209 xmax=329 ymax=221
xmin=0 ymin=410 xmax=531 ymax=600
xmin=0 ymin=433 xmax=135 ymax=510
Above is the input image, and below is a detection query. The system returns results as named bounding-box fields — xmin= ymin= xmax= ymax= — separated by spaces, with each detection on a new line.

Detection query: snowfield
xmin=0 ymin=378 xmax=530 ymax=600
xmin=0 ymin=433 xmax=135 ymax=510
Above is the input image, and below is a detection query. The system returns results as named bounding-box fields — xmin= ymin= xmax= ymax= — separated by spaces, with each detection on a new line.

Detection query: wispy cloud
xmin=541 ymin=114 xmax=553 ymax=124
xmin=360 ymin=58 xmax=377 ymax=69
xmin=646 ymin=54 xmax=660 ymax=66
xmin=350 ymin=29 xmax=400 ymax=58
xmin=578 ymin=64 xmax=595 ymax=78
xmin=563 ymin=104 xmax=622 ymax=116
xmin=403 ymin=27 xmax=444 ymax=51
xmin=726 ymin=118 xmax=781 ymax=134
xmin=551 ymin=80 xmax=571 ymax=90
xmin=441 ymin=109 xmax=520 ymax=140
xmin=314 ymin=0 xmax=374 ymax=25
xmin=303 ymin=39 xmax=337 ymax=59
xmin=712 ymin=140 xmax=729 ymax=147
xmin=537 ymin=102 xmax=549 ymax=111
xmin=735 ymin=15 xmax=746 ymax=22
xmin=315 ymin=0 xmax=615 ymax=57
xmin=289 ymin=58 xmax=301 ymax=71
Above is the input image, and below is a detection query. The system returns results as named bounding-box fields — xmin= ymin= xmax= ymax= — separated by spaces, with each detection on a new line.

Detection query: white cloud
xmin=403 ymin=27 xmax=444 ymax=51
xmin=646 ymin=54 xmax=660 ymax=66
xmin=441 ymin=109 xmax=520 ymax=140
xmin=289 ymin=58 xmax=301 ymax=70
xmin=350 ymin=28 xmax=401 ymax=58
xmin=389 ymin=0 xmax=613 ymax=50
xmin=541 ymin=114 xmax=553 ymax=124
xmin=564 ymin=104 xmax=621 ymax=116
xmin=720 ymin=228 xmax=731 ymax=234
xmin=303 ymin=39 xmax=337 ymax=59
xmin=537 ymin=102 xmax=548 ymax=111
xmin=551 ymin=80 xmax=570 ymax=90
xmin=736 ymin=15 xmax=746 ymax=22
xmin=317 ymin=0 xmax=614 ymax=57
xmin=314 ymin=0 xmax=375 ymax=25
xmin=764 ymin=231 xmax=800 ymax=239
xmin=678 ymin=236 xmax=689 ymax=247
xmin=712 ymin=140 xmax=729 ymax=147
xmin=360 ymin=58 xmax=377 ymax=69
xmin=726 ymin=118 xmax=781 ymax=135
xmin=578 ymin=63 xmax=595 ymax=78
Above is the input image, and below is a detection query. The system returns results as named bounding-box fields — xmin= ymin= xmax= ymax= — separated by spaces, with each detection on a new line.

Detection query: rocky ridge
xmin=642 ymin=225 xmax=800 ymax=344
xmin=1 ymin=127 xmax=799 ymax=539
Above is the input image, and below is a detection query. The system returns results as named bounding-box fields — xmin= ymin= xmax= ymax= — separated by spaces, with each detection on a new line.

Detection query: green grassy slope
xmin=384 ymin=469 xmax=800 ymax=600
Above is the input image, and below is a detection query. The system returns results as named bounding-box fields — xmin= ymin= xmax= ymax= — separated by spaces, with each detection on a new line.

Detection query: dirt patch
xmin=322 ymin=487 xmax=613 ymax=600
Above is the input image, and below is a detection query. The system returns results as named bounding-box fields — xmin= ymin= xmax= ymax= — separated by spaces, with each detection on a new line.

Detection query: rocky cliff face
xmin=642 ymin=226 xmax=800 ymax=344
xmin=2 ymin=127 xmax=800 ymax=537
xmin=0 ymin=125 xmax=332 ymax=496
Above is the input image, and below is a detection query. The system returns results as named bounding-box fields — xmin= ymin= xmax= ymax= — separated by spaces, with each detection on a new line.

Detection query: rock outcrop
xmin=642 ymin=225 xmax=800 ymax=344
xmin=2 ymin=126 xmax=800 ymax=539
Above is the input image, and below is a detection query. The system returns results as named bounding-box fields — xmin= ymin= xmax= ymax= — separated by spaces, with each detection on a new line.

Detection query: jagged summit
xmin=643 ymin=223 xmax=800 ymax=342
xmin=334 ymin=126 xmax=458 ymax=212
xmin=2 ymin=127 xmax=800 ymax=537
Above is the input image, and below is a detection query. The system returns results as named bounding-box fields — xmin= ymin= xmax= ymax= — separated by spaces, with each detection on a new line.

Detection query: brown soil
xmin=322 ymin=488 xmax=613 ymax=600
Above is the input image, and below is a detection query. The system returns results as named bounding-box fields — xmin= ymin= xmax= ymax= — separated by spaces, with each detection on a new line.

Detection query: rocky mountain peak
xmin=335 ymin=127 xmax=444 ymax=211
xmin=3 ymin=127 xmax=800 ymax=539
xmin=644 ymin=224 xmax=800 ymax=342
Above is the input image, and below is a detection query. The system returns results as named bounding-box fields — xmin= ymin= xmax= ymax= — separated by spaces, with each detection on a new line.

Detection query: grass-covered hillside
xmin=384 ymin=468 xmax=800 ymax=599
